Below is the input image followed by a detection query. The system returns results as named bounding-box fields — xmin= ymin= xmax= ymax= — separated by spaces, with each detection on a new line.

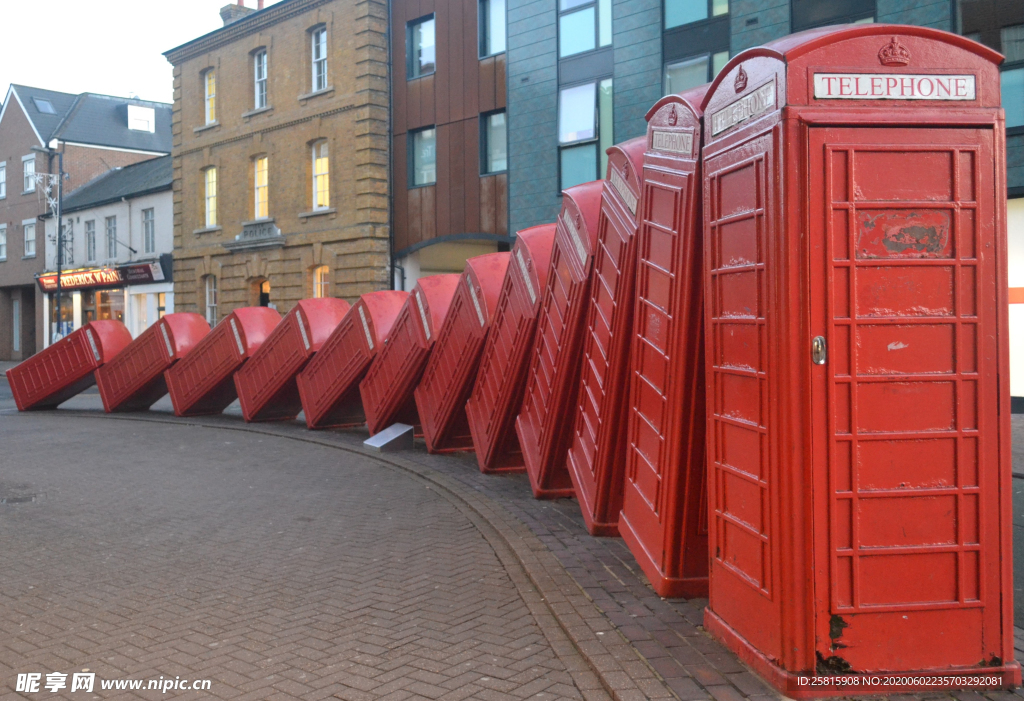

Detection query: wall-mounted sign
xmin=651 ymin=129 xmax=693 ymax=156
xmin=813 ymin=73 xmax=976 ymax=100
xmin=36 ymin=262 xmax=165 ymax=292
xmin=710 ymin=79 xmax=776 ymax=136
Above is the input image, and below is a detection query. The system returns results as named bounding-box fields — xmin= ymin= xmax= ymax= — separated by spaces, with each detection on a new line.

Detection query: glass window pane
xmin=712 ymin=0 xmax=728 ymax=16
xmin=598 ymin=78 xmax=613 ymax=178
xmin=561 ymin=143 xmax=598 ymax=190
xmin=560 ymin=0 xmax=590 ymax=10
xmin=598 ymin=0 xmax=611 ymax=46
xmin=559 ymin=82 xmax=596 ymax=143
xmin=559 ymin=8 xmax=596 ymax=58
xmin=1003 ymin=67 xmax=1024 ymax=129
xmin=665 ymin=0 xmax=707 ymax=29
xmin=665 ymin=55 xmax=709 ymax=94
xmin=411 ymin=18 xmax=436 ymax=77
xmin=712 ymin=50 xmax=729 ymax=79
xmin=412 ymin=128 xmax=437 ymax=185
xmin=485 ymin=113 xmax=507 ymax=173
xmin=481 ymin=0 xmax=506 ymax=55
xmin=1003 ymin=25 xmax=1024 ymax=64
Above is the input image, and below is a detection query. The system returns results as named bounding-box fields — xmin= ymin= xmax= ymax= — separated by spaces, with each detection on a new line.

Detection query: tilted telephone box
xmin=619 ymin=84 xmax=711 ymax=599
xmin=7 ymin=321 xmax=133 ymax=411
xmin=516 ymin=180 xmax=604 ymax=498
xmin=699 ymin=25 xmax=1018 ymax=692
xmin=566 ymin=136 xmax=647 ymax=536
xmin=96 ymin=313 xmax=210 ymax=412
xmin=466 ymin=224 xmax=557 ymax=473
xmin=414 ymin=253 xmax=511 ymax=453
xmin=297 ymin=291 xmax=408 ymax=430
xmin=360 ymin=275 xmax=460 ymax=436
xmin=234 ymin=298 xmax=350 ymax=422
xmin=164 ymin=307 xmax=281 ymax=417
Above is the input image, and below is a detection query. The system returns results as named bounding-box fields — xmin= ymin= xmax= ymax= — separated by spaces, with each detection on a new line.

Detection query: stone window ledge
xmin=298 ymin=208 xmax=336 ymax=219
xmin=193 ymin=121 xmax=220 ymax=134
xmin=298 ymin=87 xmax=334 ymax=103
xmin=242 ymin=106 xmax=273 ymax=119
xmin=193 ymin=226 xmax=222 ymax=235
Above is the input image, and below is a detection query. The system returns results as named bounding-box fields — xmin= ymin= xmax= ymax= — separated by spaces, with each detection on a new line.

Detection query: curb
xmin=11 ymin=408 xmax=678 ymax=701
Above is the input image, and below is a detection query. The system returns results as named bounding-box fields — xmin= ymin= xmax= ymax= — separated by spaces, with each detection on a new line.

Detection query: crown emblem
xmin=734 ymin=65 xmax=748 ymax=93
xmin=668 ymin=106 xmax=678 ymax=126
xmin=878 ymin=36 xmax=911 ymax=66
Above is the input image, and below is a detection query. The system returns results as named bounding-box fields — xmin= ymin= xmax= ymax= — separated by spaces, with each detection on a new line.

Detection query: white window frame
xmin=22 ymin=219 xmax=36 ymax=258
xmin=0 ymin=162 xmax=6 ymax=199
xmin=22 ymin=155 xmax=35 ymax=193
xmin=142 ymin=208 xmax=155 ymax=254
xmin=204 ymin=69 xmax=217 ymax=124
xmin=254 ymin=156 xmax=269 ymax=219
xmin=254 ymin=50 xmax=268 ymax=109
xmin=105 ymin=216 xmax=117 ymax=260
xmin=312 ymin=141 xmax=330 ymax=210
xmin=204 ymin=167 xmax=218 ymax=227
xmin=312 ymin=27 xmax=328 ymax=92
xmin=312 ymin=265 xmax=329 ymax=298
xmin=205 ymin=275 xmax=218 ymax=325
xmin=85 ymin=220 xmax=96 ymax=262
xmin=0 ymin=224 xmax=7 ymax=261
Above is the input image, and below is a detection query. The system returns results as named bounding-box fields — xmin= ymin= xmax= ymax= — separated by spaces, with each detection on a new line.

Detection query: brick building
xmin=163 ymin=0 xmax=389 ymax=325
xmin=0 ymin=86 xmax=171 ymax=360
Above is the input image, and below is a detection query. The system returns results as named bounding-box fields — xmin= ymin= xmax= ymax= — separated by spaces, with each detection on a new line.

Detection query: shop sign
xmin=36 ymin=262 xmax=165 ymax=292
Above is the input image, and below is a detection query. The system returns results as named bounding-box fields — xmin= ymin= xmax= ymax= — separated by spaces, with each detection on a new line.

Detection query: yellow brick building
xmin=163 ymin=0 xmax=389 ymax=323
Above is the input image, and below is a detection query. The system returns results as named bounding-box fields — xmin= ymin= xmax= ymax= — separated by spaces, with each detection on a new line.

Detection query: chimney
xmin=220 ymin=1 xmax=256 ymax=25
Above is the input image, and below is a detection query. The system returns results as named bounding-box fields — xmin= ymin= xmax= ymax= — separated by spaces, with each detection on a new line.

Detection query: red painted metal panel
xmin=566 ymin=136 xmax=646 ymax=535
xmin=6 ymin=320 xmax=132 ymax=411
xmin=360 ymin=274 xmax=460 ymax=435
xmin=415 ymin=252 xmax=510 ymax=453
xmin=467 ymin=224 xmax=556 ymax=473
xmin=96 ymin=313 xmax=210 ymax=412
xmin=164 ymin=307 xmax=281 ymax=417
xmin=234 ymin=298 xmax=350 ymax=422
xmin=618 ymin=85 xmax=710 ymax=598
xmin=297 ymin=291 xmax=408 ymax=429
xmin=698 ymin=26 xmax=1018 ymax=693
xmin=515 ymin=180 xmax=603 ymax=498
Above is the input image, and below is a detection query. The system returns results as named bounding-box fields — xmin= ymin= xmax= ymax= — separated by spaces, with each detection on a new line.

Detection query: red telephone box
xmin=165 ymin=307 xmax=280 ymax=417
xmin=466 ymin=224 xmax=556 ymax=473
xmin=414 ymin=253 xmax=511 ymax=453
xmin=619 ymin=85 xmax=710 ymax=598
xmin=297 ymin=291 xmax=408 ymax=429
xmin=566 ymin=137 xmax=646 ymax=535
xmin=6 ymin=320 xmax=132 ymax=411
xmin=700 ymin=26 xmax=1018 ymax=692
xmin=96 ymin=313 xmax=210 ymax=412
xmin=234 ymin=298 xmax=350 ymax=422
xmin=360 ymin=274 xmax=460 ymax=436
xmin=515 ymin=180 xmax=603 ymax=498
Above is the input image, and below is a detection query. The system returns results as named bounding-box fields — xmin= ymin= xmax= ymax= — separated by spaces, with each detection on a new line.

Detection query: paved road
xmin=0 ymin=405 xmax=590 ymax=700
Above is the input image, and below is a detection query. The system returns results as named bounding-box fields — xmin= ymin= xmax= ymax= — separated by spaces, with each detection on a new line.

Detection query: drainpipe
xmin=386 ymin=0 xmax=396 ymax=291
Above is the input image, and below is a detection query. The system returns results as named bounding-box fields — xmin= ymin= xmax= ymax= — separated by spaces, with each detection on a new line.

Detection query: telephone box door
xmin=808 ymin=126 xmax=1003 ymax=671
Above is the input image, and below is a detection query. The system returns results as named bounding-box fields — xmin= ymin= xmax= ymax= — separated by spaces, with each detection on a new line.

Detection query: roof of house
xmin=3 ymin=85 xmax=172 ymax=153
xmin=60 ymin=155 xmax=172 ymax=213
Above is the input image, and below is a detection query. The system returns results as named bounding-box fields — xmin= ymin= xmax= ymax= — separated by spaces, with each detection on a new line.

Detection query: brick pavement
xmin=2 ymin=381 xmax=1024 ymax=701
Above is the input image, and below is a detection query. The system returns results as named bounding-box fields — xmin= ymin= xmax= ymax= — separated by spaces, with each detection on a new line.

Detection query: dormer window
xmin=127 ymin=105 xmax=155 ymax=133
xmin=33 ymin=98 xmax=55 ymax=114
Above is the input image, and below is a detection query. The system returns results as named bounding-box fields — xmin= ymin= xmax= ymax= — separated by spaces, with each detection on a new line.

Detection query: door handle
xmin=812 ymin=336 xmax=827 ymax=365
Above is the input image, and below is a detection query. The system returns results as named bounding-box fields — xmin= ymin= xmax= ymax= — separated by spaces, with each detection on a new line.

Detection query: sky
xmin=0 ymin=0 xmax=283 ymax=105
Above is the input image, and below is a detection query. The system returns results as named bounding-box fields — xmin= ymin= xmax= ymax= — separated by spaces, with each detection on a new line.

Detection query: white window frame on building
xmin=409 ymin=127 xmax=437 ymax=186
xmin=479 ymin=0 xmax=506 ymax=57
xmin=481 ymin=111 xmax=507 ymax=174
xmin=312 ymin=141 xmax=330 ymax=210
xmin=85 ymin=220 xmax=96 ymax=262
xmin=311 ymin=27 xmax=328 ymax=92
xmin=204 ymin=167 xmax=218 ymax=227
xmin=205 ymin=275 xmax=218 ymax=325
xmin=312 ymin=265 xmax=329 ymax=298
xmin=408 ymin=15 xmax=436 ymax=79
xmin=0 ymin=161 xmax=6 ymax=199
xmin=22 ymin=154 xmax=35 ymax=193
xmin=558 ymin=0 xmax=611 ymax=59
xmin=557 ymin=78 xmax=612 ymax=190
xmin=0 ymin=224 xmax=6 ymax=261
xmin=22 ymin=219 xmax=36 ymax=258
xmin=254 ymin=49 xmax=268 ymax=109
xmin=204 ymin=69 xmax=217 ymax=124
xmin=254 ymin=156 xmax=269 ymax=219
xmin=143 ymin=208 xmax=156 ymax=254
xmin=105 ymin=216 xmax=117 ymax=260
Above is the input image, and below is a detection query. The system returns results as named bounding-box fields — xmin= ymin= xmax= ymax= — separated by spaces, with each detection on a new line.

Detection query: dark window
xmin=791 ymin=0 xmax=874 ymax=32
xmin=481 ymin=111 xmax=507 ymax=174
xmin=409 ymin=127 xmax=437 ymax=186
xmin=1003 ymin=24 xmax=1024 ymax=129
xmin=408 ymin=15 xmax=436 ymax=79
xmin=665 ymin=0 xmax=727 ymax=30
xmin=32 ymin=98 xmax=55 ymax=114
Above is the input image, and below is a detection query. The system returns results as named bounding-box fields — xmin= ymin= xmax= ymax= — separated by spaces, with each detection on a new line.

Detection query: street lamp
xmin=33 ymin=139 xmax=67 ymax=342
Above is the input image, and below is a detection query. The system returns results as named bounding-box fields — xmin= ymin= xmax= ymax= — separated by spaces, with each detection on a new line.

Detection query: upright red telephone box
xmin=96 ymin=313 xmax=210 ymax=412
xmin=414 ymin=253 xmax=510 ymax=453
xmin=297 ymin=291 xmax=408 ymax=429
xmin=360 ymin=274 xmax=460 ymax=435
xmin=466 ymin=224 xmax=556 ymax=473
xmin=566 ymin=137 xmax=646 ymax=535
xmin=6 ymin=321 xmax=133 ymax=411
xmin=619 ymin=85 xmax=710 ymax=598
xmin=700 ymin=26 xmax=1018 ymax=692
xmin=165 ymin=307 xmax=281 ymax=417
xmin=516 ymin=180 xmax=603 ymax=498
xmin=234 ymin=298 xmax=350 ymax=422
